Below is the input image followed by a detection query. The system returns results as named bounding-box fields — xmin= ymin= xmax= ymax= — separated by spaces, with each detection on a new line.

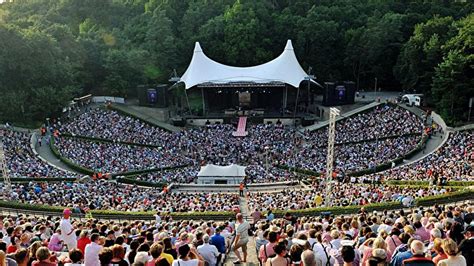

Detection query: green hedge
xmin=273 ymin=201 xmax=403 ymax=217
xmin=61 ymin=133 xmax=161 ymax=148
xmin=415 ymin=189 xmax=474 ymax=206
xmin=386 ymin=180 xmax=474 ymax=187
xmin=1 ymin=189 xmax=471 ymax=220
xmin=0 ymin=200 xmax=235 ymax=220
xmin=272 ymin=189 xmax=473 ymax=217
xmin=116 ymin=177 xmax=166 ymax=188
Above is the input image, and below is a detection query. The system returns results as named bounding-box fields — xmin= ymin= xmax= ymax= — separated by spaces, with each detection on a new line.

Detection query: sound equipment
xmin=137 ymin=84 xmax=168 ymax=107
xmin=301 ymin=117 xmax=316 ymax=126
xmin=322 ymin=81 xmax=356 ymax=106
xmin=171 ymin=117 xmax=186 ymax=127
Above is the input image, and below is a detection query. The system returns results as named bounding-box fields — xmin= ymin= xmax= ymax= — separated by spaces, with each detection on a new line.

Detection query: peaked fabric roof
xmin=179 ymin=40 xmax=313 ymax=89
xmin=197 ymin=164 xmax=247 ymax=177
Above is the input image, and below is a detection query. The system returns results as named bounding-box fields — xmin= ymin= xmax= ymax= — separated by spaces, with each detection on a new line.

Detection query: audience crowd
xmin=54 ymin=138 xmax=191 ymax=174
xmin=303 ymin=105 xmax=424 ymax=145
xmin=247 ymin=182 xmax=452 ymax=211
xmin=361 ymin=130 xmax=473 ymax=183
xmin=0 ymin=203 xmax=472 ymax=266
xmin=1 ymin=129 xmax=78 ymax=179
xmin=2 ymin=180 xmax=239 ymax=213
xmin=55 ymin=109 xmax=175 ymax=147
xmin=283 ymin=135 xmax=421 ymax=173
xmin=49 ymin=104 xmax=425 ymax=179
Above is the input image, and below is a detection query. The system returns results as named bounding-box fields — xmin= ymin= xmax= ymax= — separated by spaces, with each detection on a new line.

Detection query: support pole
xmin=201 ymin=87 xmax=205 ymax=116
xmin=184 ymin=87 xmax=192 ymax=116
xmin=325 ymin=108 xmax=339 ymax=207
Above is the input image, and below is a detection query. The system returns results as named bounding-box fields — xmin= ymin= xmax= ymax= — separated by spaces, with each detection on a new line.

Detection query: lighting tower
xmin=325 ymin=108 xmax=340 ymax=207
xmin=0 ymin=133 xmax=11 ymax=197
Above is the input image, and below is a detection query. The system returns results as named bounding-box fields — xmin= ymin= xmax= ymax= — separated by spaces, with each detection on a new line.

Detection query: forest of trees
xmin=0 ymin=0 xmax=472 ymax=126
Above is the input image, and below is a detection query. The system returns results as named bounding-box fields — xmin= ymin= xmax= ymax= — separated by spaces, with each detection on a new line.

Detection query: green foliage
xmin=431 ymin=14 xmax=474 ymax=124
xmin=0 ymin=0 xmax=472 ymax=124
xmin=0 ymin=199 xmax=236 ymax=220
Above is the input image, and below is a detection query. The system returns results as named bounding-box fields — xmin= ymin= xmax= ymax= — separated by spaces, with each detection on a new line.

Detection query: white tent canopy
xmin=179 ymin=40 xmax=314 ymax=89
xmin=197 ymin=164 xmax=247 ymax=177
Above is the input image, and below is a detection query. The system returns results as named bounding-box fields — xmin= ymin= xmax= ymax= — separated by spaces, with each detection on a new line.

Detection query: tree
xmin=431 ymin=14 xmax=474 ymax=124
xmin=394 ymin=16 xmax=456 ymax=95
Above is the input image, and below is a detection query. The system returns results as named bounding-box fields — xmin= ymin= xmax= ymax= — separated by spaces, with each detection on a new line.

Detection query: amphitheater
xmin=0 ymin=94 xmax=472 ymax=265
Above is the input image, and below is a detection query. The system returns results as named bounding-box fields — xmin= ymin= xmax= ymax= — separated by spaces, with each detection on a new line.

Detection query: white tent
xmin=197 ymin=164 xmax=246 ymax=177
xmin=197 ymin=164 xmax=246 ymax=185
xmin=179 ymin=40 xmax=315 ymax=89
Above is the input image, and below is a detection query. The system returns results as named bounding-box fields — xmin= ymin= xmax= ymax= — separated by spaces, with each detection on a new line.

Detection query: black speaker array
xmin=137 ymin=84 xmax=168 ymax=107
xmin=322 ymin=81 xmax=356 ymax=106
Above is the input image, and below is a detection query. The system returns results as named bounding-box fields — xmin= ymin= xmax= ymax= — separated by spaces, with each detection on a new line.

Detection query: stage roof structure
xmin=197 ymin=164 xmax=247 ymax=177
xmin=179 ymin=40 xmax=316 ymax=89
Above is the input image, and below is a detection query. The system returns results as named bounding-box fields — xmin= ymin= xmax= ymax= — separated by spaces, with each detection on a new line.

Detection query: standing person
xmin=239 ymin=183 xmax=244 ymax=197
xmin=250 ymin=209 xmax=261 ymax=230
xmin=60 ymin=209 xmax=77 ymax=251
xmin=232 ymin=213 xmax=250 ymax=264
xmin=84 ymin=233 xmax=102 ymax=266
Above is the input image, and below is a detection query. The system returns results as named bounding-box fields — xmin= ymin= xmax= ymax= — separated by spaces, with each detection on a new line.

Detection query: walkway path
xmin=33 ymin=133 xmax=79 ymax=175
xmin=223 ymin=196 xmax=259 ymax=266
xmin=396 ymin=104 xmax=449 ymax=167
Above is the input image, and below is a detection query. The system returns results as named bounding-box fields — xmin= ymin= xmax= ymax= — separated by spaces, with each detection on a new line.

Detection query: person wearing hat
xmin=458 ymin=225 xmax=474 ymax=266
xmin=60 ymin=208 xmax=77 ymax=251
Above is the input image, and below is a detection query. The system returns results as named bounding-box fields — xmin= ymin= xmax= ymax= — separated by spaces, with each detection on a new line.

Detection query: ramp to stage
xmin=232 ymin=116 xmax=248 ymax=137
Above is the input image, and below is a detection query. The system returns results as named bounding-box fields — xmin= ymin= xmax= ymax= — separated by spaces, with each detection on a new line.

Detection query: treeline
xmin=0 ymin=0 xmax=472 ymax=125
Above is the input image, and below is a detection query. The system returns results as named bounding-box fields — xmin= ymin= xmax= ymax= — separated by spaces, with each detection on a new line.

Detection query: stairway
xmin=232 ymin=117 xmax=248 ymax=137
xmin=223 ymin=195 xmax=258 ymax=265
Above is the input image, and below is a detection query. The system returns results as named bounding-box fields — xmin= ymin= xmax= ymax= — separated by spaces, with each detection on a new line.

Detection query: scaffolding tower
xmin=0 ymin=133 xmax=10 ymax=197
xmin=325 ymin=108 xmax=340 ymax=207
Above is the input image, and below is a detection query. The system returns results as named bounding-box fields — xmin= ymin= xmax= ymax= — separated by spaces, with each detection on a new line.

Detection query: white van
xmin=401 ymin=94 xmax=423 ymax=107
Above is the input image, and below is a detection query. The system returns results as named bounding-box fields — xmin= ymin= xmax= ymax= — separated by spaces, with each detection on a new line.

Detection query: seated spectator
xmin=63 ymin=249 xmax=84 ymax=266
xmin=438 ymin=239 xmax=467 ymax=266
xmin=171 ymin=244 xmax=204 ymax=266
xmin=401 ymin=240 xmax=434 ymax=266
xmin=31 ymin=247 xmax=57 ymax=266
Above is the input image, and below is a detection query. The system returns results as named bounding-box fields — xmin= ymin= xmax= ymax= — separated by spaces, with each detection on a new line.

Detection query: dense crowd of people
xmin=247 ymin=182 xmax=452 ymax=211
xmin=361 ymin=130 xmax=474 ymax=183
xmin=303 ymin=104 xmax=424 ymax=145
xmin=3 ymin=180 xmax=239 ymax=213
xmin=132 ymin=167 xmax=199 ymax=184
xmin=55 ymin=109 xmax=175 ymax=147
xmin=54 ymin=138 xmax=191 ymax=174
xmin=0 ymin=203 xmax=472 ymax=266
xmin=283 ymin=135 xmax=421 ymax=173
xmin=249 ymin=203 xmax=474 ymax=266
xmin=49 ymin=104 xmax=425 ymax=178
xmin=1 ymin=129 xmax=78 ymax=179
